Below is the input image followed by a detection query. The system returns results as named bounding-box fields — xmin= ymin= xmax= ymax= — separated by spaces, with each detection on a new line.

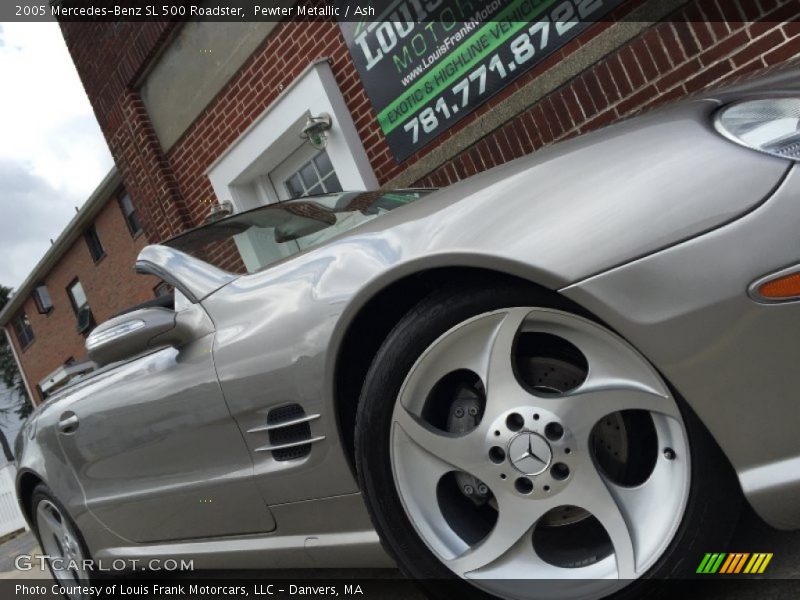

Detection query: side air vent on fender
xmin=248 ymin=404 xmax=323 ymax=461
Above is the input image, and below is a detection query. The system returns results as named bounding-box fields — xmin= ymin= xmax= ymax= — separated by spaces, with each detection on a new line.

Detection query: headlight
xmin=714 ymin=98 xmax=800 ymax=160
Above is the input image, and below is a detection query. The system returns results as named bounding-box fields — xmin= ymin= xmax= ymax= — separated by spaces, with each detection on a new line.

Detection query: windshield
xmin=164 ymin=190 xmax=432 ymax=274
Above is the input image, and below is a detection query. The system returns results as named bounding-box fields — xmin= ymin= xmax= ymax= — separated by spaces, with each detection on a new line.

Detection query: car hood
xmin=143 ymin=87 xmax=793 ymax=300
xmin=289 ymin=99 xmax=790 ymax=288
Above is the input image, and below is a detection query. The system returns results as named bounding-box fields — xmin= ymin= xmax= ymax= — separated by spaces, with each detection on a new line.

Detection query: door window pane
xmin=313 ymin=151 xmax=333 ymax=176
xmin=285 ymin=174 xmax=304 ymax=198
xmin=282 ymin=150 xmax=343 ymax=198
xmin=324 ymin=172 xmax=341 ymax=193
xmin=299 ymin=162 xmax=318 ymax=189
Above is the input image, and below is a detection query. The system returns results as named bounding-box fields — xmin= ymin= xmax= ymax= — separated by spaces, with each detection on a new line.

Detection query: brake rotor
xmin=591 ymin=412 xmax=630 ymax=468
xmin=522 ymin=357 xmax=628 ymax=527
xmin=518 ymin=356 xmax=586 ymax=394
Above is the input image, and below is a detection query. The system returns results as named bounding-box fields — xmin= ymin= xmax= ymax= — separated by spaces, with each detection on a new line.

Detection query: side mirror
xmin=86 ymin=307 xmax=191 ymax=367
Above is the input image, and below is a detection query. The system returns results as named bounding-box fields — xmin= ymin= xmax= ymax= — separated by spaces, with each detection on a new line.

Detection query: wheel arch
xmin=330 ymin=260 xmax=742 ymax=499
xmin=16 ymin=469 xmax=44 ymax=528
xmin=331 ymin=263 xmax=580 ymax=479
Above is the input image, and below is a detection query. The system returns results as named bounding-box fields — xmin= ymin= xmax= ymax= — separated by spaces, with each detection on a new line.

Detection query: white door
xmin=269 ymin=145 xmax=343 ymax=201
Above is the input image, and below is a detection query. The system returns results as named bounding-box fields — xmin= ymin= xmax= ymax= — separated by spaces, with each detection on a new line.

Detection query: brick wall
xmin=7 ymin=197 xmax=159 ymax=402
xmin=61 ymin=0 xmax=800 ymax=249
xmin=165 ymin=21 xmax=354 ymax=227
xmin=61 ymin=21 xmax=187 ymax=242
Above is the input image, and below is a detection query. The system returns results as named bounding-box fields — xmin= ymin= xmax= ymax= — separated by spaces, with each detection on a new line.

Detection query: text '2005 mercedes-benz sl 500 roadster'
xmin=15 ymin=69 xmax=800 ymax=600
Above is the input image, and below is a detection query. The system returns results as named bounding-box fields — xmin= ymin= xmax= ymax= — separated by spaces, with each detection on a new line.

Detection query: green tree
xmin=0 ymin=285 xmax=34 ymax=420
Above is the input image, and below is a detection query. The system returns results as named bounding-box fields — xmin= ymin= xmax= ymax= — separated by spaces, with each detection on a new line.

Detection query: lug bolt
xmin=463 ymin=485 xmax=474 ymax=495
xmin=468 ymin=406 xmax=478 ymax=416
xmin=663 ymin=447 xmax=676 ymax=460
xmin=477 ymin=484 xmax=488 ymax=495
xmin=454 ymin=407 xmax=464 ymax=418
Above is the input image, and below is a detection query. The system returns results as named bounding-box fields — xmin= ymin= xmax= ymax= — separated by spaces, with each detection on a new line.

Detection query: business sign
xmin=339 ymin=0 xmax=627 ymax=162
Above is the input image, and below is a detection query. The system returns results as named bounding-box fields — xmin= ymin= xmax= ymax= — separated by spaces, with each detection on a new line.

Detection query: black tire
xmin=31 ymin=483 xmax=94 ymax=588
xmin=355 ymin=282 xmax=742 ymax=599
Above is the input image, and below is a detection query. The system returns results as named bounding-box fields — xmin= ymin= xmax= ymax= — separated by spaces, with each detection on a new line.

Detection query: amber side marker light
xmin=751 ymin=269 xmax=800 ymax=302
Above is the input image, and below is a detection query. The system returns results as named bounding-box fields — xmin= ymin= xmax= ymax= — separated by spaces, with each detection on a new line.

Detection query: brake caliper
xmin=447 ymin=394 xmax=489 ymax=506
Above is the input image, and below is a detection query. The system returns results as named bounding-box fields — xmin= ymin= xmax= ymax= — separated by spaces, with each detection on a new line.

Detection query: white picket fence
xmin=0 ymin=463 xmax=27 ymax=537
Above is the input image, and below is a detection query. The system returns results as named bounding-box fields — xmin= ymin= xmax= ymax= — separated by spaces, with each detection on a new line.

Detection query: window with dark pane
xmin=33 ymin=285 xmax=53 ymax=314
xmin=119 ymin=192 xmax=143 ymax=237
xmin=282 ymin=150 xmax=343 ymax=198
xmin=67 ymin=279 xmax=89 ymax=315
xmin=13 ymin=312 xmax=35 ymax=349
xmin=67 ymin=279 xmax=94 ymax=334
xmin=84 ymin=225 xmax=105 ymax=262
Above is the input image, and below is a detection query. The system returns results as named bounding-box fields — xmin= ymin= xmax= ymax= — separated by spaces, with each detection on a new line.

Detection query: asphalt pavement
xmin=0 ymin=529 xmax=49 ymax=579
xmin=0 ymin=506 xmax=797 ymax=585
xmin=728 ymin=505 xmax=800 ymax=579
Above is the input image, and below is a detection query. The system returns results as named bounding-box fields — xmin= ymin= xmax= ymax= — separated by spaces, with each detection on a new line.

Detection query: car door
xmin=55 ymin=302 xmax=275 ymax=543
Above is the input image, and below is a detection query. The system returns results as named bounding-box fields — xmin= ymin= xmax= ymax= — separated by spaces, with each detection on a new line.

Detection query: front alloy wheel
xmin=356 ymin=284 xmax=740 ymax=599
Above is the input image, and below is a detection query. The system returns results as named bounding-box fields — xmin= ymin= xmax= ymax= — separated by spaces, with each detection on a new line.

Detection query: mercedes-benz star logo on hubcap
xmin=508 ymin=432 xmax=553 ymax=476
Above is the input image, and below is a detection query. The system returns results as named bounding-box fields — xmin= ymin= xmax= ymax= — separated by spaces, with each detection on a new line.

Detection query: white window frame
xmin=206 ymin=59 xmax=377 ymax=211
xmin=205 ymin=59 xmax=377 ymax=271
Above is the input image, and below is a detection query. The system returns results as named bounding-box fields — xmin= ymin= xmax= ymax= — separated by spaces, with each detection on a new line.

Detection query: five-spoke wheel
xmin=357 ymin=284 xmax=741 ymax=599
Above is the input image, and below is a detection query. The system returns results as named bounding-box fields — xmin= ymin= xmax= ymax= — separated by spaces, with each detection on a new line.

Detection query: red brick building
xmin=4 ymin=0 xmax=800 ymax=404
xmin=56 ymin=1 xmax=800 ymax=244
xmin=0 ymin=170 xmax=161 ymax=403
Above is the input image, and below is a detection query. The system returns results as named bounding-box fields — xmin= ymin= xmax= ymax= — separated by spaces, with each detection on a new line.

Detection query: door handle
xmin=58 ymin=413 xmax=79 ymax=434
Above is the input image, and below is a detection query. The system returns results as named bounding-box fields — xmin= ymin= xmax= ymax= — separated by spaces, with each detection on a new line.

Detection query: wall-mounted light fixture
xmin=205 ymin=200 xmax=233 ymax=224
xmin=300 ymin=112 xmax=332 ymax=150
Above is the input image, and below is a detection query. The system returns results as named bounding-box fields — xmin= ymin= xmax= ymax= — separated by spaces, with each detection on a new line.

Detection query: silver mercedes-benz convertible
xmin=15 ymin=69 xmax=800 ymax=599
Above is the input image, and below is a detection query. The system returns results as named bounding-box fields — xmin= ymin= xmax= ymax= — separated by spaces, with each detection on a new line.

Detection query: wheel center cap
xmin=508 ymin=432 xmax=552 ymax=476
